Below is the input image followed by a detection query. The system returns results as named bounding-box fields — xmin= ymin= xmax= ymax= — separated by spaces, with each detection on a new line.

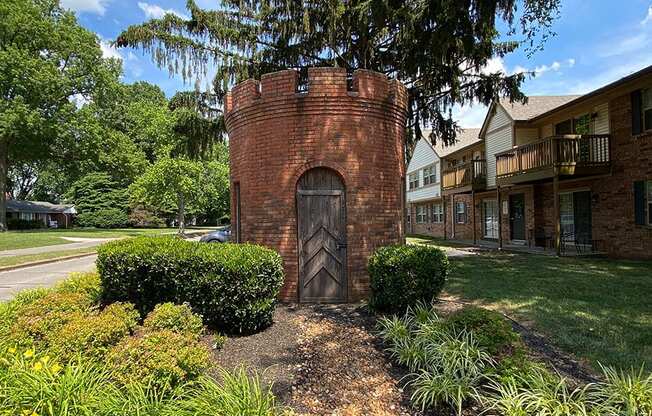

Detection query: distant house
xmin=406 ymin=133 xmax=442 ymax=235
xmin=6 ymin=200 xmax=77 ymax=228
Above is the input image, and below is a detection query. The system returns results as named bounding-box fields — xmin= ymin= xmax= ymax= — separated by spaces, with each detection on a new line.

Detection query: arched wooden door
xmin=296 ymin=168 xmax=347 ymax=302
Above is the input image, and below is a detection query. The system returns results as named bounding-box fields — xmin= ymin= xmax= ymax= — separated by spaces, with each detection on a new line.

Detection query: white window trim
xmin=416 ymin=205 xmax=427 ymax=224
xmin=456 ymin=202 xmax=467 ymax=224
xmin=408 ymin=172 xmax=420 ymax=190
xmin=647 ymin=180 xmax=652 ymax=225
xmin=431 ymin=203 xmax=443 ymax=223
xmin=643 ymin=88 xmax=652 ymax=132
xmin=422 ymin=163 xmax=439 ymax=186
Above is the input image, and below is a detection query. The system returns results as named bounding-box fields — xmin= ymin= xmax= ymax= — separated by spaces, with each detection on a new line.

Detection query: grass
xmin=408 ymin=235 xmax=652 ymax=371
xmin=0 ymin=247 xmax=97 ymax=268
xmin=0 ymin=227 xmax=215 ymax=251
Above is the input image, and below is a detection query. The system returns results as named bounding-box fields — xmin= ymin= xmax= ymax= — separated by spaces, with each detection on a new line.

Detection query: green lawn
xmin=408 ymin=235 xmax=652 ymax=371
xmin=0 ymin=227 xmax=214 ymax=251
xmin=0 ymin=247 xmax=97 ymax=268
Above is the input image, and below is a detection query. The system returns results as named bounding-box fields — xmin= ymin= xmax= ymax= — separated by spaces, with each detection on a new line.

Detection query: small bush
xmin=77 ymin=208 xmax=128 ymax=228
xmin=97 ymin=237 xmax=284 ymax=333
xmin=9 ymin=292 xmax=93 ymax=344
xmin=445 ymin=307 xmax=520 ymax=355
xmin=55 ymin=271 xmax=103 ymax=304
xmin=6 ymin=218 xmax=46 ymax=230
xmin=48 ymin=303 xmax=140 ymax=361
xmin=107 ymin=329 xmax=211 ymax=388
xmin=368 ymin=244 xmax=449 ymax=313
xmin=143 ymin=303 xmax=204 ymax=338
xmin=128 ymin=207 xmax=164 ymax=228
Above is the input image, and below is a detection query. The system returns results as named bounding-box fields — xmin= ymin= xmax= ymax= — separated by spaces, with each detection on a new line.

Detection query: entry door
xmin=509 ymin=193 xmax=526 ymax=241
xmin=482 ymin=199 xmax=499 ymax=239
xmin=297 ymin=168 xmax=347 ymax=303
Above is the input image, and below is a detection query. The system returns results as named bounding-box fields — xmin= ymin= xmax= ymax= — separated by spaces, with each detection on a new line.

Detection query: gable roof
xmin=499 ymin=96 xmax=581 ymax=121
xmin=530 ymin=64 xmax=652 ymax=122
xmin=407 ymin=136 xmax=439 ymax=172
xmin=433 ymin=128 xmax=482 ymax=157
xmin=7 ymin=200 xmax=76 ymax=214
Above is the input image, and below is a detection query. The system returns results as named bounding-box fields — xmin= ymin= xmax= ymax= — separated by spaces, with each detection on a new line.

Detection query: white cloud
xmin=642 ymin=5 xmax=652 ymax=25
xmin=481 ymin=57 xmax=508 ymax=75
xmin=99 ymin=38 xmax=123 ymax=61
xmin=137 ymin=2 xmax=189 ymax=20
xmin=60 ymin=0 xmax=110 ymax=15
xmin=453 ymin=104 xmax=489 ymax=128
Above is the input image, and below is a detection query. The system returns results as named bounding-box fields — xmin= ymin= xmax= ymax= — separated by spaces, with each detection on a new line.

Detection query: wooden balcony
xmin=496 ymin=134 xmax=611 ymax=185
xmin=442 ymin=160 xmax=487 ymax=194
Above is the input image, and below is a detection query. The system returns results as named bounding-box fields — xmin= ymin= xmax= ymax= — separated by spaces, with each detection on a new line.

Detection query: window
xmin=555 ymin=114 xmax=592 ymax=135
xmin=431 ymin=203 xmax=443 ymax=223
xmin=408 ymin=172 xmax=419 ymax=190
xmin=416 ymin=205 xmax=427 ymax=223
xmin=648 ymin=181 xmax=652 ymax=225
xmin=422 ymin=164 xmax=438 ymax=186
xmin=482 ymin=200 xmax=499 ymax=239
xmin=643 ymin=88 xmax=652 ymax=132
xmin=456 ymin=202 xmax=467 ymax=224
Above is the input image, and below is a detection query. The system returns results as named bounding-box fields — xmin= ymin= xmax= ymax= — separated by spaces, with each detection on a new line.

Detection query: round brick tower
xmin=225 ymin=67 xmax=408 ymax=302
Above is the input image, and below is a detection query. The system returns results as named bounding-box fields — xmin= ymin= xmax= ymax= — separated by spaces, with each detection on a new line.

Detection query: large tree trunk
xmin=0 ymin=140 xmax=8 ymax=232
xmin=177 ymin=193 xmax=185 ymax=235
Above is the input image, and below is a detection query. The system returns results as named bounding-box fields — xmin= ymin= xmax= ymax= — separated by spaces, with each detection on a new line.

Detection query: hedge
xmin=96 ymin=237 xmax=284 ymax=333
xmin=368 ymin=244 xmax=449 ymax=313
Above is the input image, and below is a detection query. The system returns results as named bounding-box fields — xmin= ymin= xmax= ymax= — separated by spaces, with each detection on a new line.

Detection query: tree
xmin=116 ymin=0 xmax=560 ymax=155
xmin=0 ymin=0 xmax=119 ymax=230
xmin=197 ymin=160 xmax=230 ymax=224
xmin=129 ymin=158 xmax=204 ymax=234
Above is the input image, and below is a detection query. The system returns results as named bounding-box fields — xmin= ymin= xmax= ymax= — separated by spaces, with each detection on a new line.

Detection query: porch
xmin=442 ymin=160 xmax=487 ymax=195
xmin=495 ymin=134 xmax=611 ymax=186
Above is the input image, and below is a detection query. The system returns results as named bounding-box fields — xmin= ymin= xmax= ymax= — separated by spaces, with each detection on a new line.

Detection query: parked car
xmin=199 ymin=226 xmax=231 ymax=243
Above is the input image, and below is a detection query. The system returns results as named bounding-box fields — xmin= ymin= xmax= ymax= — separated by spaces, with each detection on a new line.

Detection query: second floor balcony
xmin=442 ymin=160 xmax=487 ymax=194
xmin=496 ymin=134 xmax=611 ymax=185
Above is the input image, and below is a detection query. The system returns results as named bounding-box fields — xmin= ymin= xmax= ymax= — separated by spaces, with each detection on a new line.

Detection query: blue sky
xmin=64 ymin=0 xmax=652 ymax=127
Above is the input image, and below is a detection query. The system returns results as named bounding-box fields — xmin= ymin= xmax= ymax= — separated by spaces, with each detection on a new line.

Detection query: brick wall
xmin=407 ymin=201 xmax=445 ymax=237
xmin=225 ymin=68 xmax=409 ymax=301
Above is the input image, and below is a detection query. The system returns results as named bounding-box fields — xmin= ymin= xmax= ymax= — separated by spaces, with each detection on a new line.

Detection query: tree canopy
xmin=116 ymin=0 xmax=561 ymax=152
xmin=0 ymin=0 xmax=120 ymax=229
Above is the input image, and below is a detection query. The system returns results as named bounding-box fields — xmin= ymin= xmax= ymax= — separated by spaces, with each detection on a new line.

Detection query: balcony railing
xmin=496 ymin=134 xmax=611 ymax=184
xmin=442 ymin=160 xmax=487 ymax=192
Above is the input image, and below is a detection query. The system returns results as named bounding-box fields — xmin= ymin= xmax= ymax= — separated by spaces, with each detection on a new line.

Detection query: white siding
xmin=484 ymin=105 xmax=513 ymax=188
xmin=593 ymin=102 xmax=609 ymax=134
xmin=406 ymin=138 xmax=441 ymax=202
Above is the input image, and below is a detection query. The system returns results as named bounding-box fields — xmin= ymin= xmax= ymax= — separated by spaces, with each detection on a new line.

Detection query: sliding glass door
xmin=482 ymin=199 xmax=499 ymax=239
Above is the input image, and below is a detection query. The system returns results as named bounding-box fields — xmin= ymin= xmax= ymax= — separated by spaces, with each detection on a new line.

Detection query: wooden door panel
xmin=297 ymin=168 xmax=346 ymax=303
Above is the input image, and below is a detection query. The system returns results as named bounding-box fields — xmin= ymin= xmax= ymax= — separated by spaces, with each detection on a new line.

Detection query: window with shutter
xmin=643 ymin=88 xmax=652 ymax=133
xmin=634 ymin=181 xmax=646 ymax=226
xmin=631 ymin=90 xmax=643 ymax=135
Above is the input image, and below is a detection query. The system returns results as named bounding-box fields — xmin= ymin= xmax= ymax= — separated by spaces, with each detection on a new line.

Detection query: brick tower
xmin=225 ymin=67 xmax=408 ymax=302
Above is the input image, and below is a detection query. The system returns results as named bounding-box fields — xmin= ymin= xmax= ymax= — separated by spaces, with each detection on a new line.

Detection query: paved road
xmin=0 ymin=255 xmax=97 ymax=301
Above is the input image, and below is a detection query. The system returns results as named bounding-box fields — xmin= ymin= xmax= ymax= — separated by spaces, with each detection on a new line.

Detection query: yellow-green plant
xmin=143 ymin=302 xmax=204 ymax=338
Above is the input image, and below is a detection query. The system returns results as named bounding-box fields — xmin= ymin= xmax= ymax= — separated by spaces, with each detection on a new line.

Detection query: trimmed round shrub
xmin=143 ymin=303 xmax=204 ymax=338
xmin=368 ymin=244 xmax=449 ymax=313
xmin=97 ymin=236 xmax=285 ymax=333
xmin=107 ymin=329 xmax=210 ymax=388
xmin=445 ymin=306 xmax=520 ymax=355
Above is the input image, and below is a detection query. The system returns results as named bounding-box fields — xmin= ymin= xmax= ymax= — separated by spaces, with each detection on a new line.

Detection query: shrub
xmin=128 ymin=207 xmax=165 ymax=228
xmin=6 ymin=218 xmax=46 ymax=230
xmin=9 ymin=292 xmax=93 ymax=344
xmin=48 ymin=303 xmax=140 ymax=362
xmin=77 ymin=208 xmax=128 ymax=228
xmin=368 ymin=244 xmax=449 ymax=313
xmin=143 ymin=303 xmax=204 ymax=338
xmin=107 ymin=329 xmax=211 ymax=388
xmin=55 ymin=271 xmax=103 ymax=304
xmin=445 ymin=307 xmax=520 ymax=355
xmin=97 ymin=237 xmax=284 ymax=333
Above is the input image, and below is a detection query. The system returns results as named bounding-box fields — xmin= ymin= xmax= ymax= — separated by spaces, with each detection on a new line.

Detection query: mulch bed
xmin=208 ymin=303 xmax=596 ymax=415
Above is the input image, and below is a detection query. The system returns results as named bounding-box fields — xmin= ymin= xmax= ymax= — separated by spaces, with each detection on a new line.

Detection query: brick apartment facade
xmin=429 ymin=65 xmax=652 ymax=259
xmin=225 ymin=68 xmax=408 ymax=302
